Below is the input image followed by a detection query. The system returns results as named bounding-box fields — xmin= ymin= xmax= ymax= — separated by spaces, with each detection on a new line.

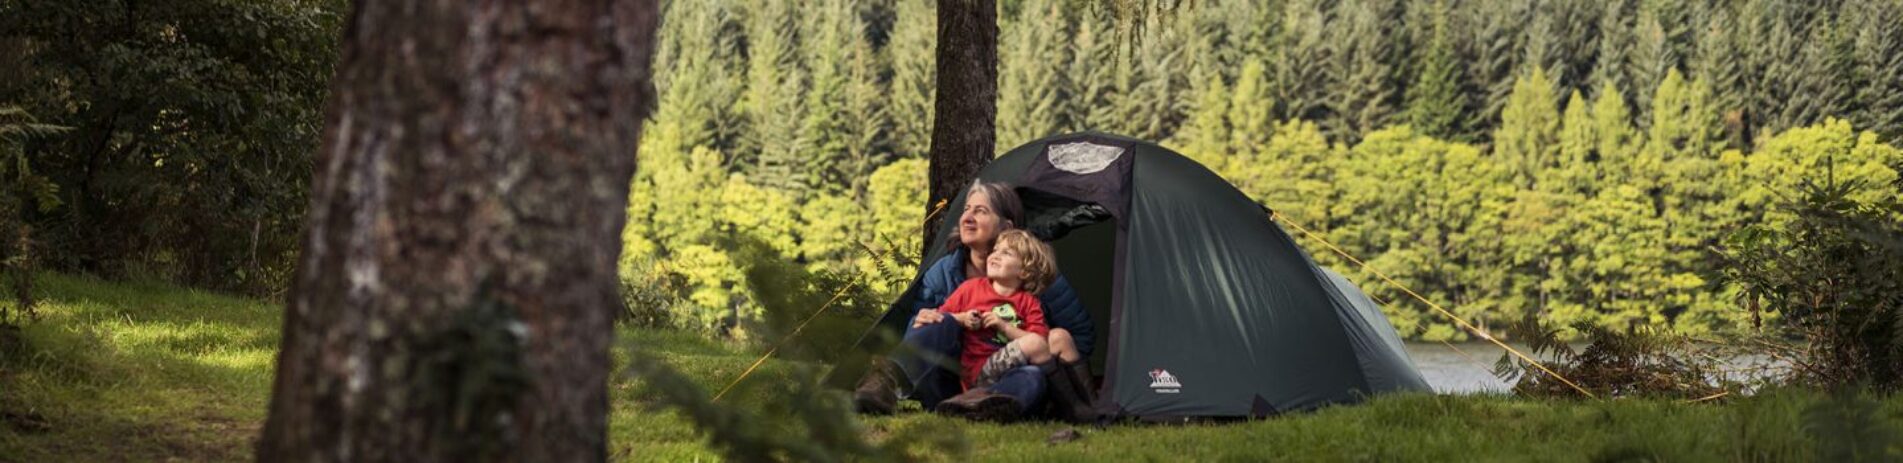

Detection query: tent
xmin=842 ymin=132 xmax=1430 ymax=420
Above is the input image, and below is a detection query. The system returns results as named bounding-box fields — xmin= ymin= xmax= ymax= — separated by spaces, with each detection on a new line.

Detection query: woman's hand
xmin=949 ymin=311 xmax=982 ymax=330
xmin=912 ymin=309 xmax=944 ymax=328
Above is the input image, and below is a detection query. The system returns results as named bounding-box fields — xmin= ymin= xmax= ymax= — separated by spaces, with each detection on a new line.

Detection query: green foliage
xmin=0 ymin=0 xmax=343 ymax=294
xmin=1722 ymin=143 xmax=1903 ymax=389
xmin=886 ymin=0 xmax=935 ymax=159
xmin=0 ymin=106 xmax=66 ymax=321
xmin=1324 ymin=0 xmax=1401 ymax=143
xmin=995 ymin=0 xmax=1071 ymax=151
xmin=1495 ymin=67 xmax=1561 ymax=188
xmin=1404 ymin=0 xmax=1464 ymax=141
xmin=1272 ymin=0 xmax=1333 ymax=125
xmin=1493 ymin=319 xmax=1733 ymax=399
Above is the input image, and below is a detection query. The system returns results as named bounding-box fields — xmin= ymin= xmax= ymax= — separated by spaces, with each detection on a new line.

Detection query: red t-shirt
xmin=935 ymin=277 xmax=1048 ymax=386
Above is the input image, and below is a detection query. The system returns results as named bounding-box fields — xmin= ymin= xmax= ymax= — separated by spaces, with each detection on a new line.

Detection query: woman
xmin=855 ymin=181 xmax=1097 ymax=422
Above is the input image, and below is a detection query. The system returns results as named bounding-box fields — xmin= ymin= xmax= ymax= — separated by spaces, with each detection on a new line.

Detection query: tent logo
xmin=1048 ymin=141 xmax=1124 ymax=174
xmin=1148 ymin=369 xmax=1182 ymax=393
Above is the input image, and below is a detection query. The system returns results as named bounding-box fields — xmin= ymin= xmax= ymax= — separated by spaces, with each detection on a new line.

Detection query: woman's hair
xmin=994 ymin=229 xmax=1058 ymax=294
xmin=945 ymin=180 xmax=1026 ymax=250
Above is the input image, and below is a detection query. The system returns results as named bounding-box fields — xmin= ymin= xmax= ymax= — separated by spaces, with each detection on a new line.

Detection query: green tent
xmin=850 ymin=132 xmax=1429 ymax=420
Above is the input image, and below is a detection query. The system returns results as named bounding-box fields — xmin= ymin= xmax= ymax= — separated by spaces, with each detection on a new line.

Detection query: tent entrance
xmin=1019 ymin=188 xmax=1119 ymax=373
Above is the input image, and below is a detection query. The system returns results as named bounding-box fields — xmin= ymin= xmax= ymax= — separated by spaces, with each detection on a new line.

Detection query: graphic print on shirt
xmin=988 ymin=302 xmax=1021 ymax=345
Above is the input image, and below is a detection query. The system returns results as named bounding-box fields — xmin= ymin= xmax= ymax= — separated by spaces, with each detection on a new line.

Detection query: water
xmin=1404 ymin=342 xmax=1787 ymax=394
xmin=1404 ymin=343 xmax=1520 ymax=394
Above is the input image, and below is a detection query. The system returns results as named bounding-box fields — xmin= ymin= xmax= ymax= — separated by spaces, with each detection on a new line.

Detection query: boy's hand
xmin=912 ymin=309 xmax=944 ymax=328
xmin=980 ymin=311 xmax=1006 ymax=329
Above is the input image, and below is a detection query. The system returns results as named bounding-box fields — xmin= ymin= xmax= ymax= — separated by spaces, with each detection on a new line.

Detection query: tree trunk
xmin=256 ymin=1 xmax=658 ymax=461
xmin=924 ymin=0 xmax=998 ymax=254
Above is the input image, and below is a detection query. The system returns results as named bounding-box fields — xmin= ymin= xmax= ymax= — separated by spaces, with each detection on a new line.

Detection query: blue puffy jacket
xmin=913 ymin=247 xmax=1094 ymax=357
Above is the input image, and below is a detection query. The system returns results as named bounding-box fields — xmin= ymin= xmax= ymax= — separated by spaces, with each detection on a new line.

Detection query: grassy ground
xmin=0 ymin=274 xmax=1894 ymax=462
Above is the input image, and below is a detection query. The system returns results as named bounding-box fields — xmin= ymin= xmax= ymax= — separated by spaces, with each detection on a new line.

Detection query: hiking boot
xmin=853 ymin=359 xmax=902 ymax=415
xmin=934 ymin=388 xmax=1022 ymax=422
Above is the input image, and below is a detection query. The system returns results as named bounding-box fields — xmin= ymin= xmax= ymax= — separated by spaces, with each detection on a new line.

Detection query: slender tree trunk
xmin=256 ymin=1 xmax=658 ymax=461
xmin=924 ymin=0 xmax=997 ymax=254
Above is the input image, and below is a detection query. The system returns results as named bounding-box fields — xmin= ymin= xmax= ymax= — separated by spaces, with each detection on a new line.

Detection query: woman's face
xmin=958 ymin=190 xmax=1007 ymax=248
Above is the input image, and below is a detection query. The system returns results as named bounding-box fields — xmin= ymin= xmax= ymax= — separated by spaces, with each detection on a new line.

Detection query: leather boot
xmin=852 ymin=358 xmax=903 ymax=415
xmin=1061 ymin=361 xmax=1100 ymax=423
xmin=934 ymin=387 xmax=1022 ymax=422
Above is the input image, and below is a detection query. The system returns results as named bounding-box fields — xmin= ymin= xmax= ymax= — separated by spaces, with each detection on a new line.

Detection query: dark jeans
xmin=892 ymin=320 xmax=1045 ymax=413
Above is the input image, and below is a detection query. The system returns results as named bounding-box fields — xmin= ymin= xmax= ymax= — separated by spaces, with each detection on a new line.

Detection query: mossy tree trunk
xmin=925 ymin=0 xmax=997 ymax=253
xmin=256 ymin=0 xmax=659 ymax=461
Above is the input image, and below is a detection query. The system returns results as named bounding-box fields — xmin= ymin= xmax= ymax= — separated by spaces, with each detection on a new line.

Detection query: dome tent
xmin=841 ymin=132 xmax=1429 ymax=420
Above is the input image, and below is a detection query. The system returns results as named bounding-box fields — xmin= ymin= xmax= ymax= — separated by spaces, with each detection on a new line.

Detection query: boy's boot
xmin=935 ymin=387 xmax=1022 ymax=422
xmin=853 ymin=358 xmax=904 ymax=415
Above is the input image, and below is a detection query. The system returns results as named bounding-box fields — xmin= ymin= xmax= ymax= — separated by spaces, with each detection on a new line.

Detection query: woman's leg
xmin=891 ymin=321 xmax=966 ymax=409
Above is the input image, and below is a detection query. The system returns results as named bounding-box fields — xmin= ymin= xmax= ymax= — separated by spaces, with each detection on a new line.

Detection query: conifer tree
xmin=1628 ymin=11 xmax=1675 ymax=129
xmin=1592 ymin=80 xmax=1641 ymax=180
xmin=1461 ymin=0 xmax=1529 ymax=141
xmin=1494 ymin=67 xmax=1560 ymax=189
xmin=800 ymin=0 xmax=863 ymax=196
xmin=1551 ymin=91 xmax=1598 ymax=196
xmin=1523 ymin=0 xmax=1597 ymax=96
xmin=1228 ymin=59 xmax=1278 ymax=157
xmin=1590 ymin=0 xmax=1634 ymax=107
xmin=1780 ymin=15 xmax=1857 ymax=134
xmin=887 ymin=0 xmax=936 ymax=158
xmin=1069 ymin=2 xmax=1121 ymax=132
xmin=1741 ymin=0 xmax=1804 ymax=137
xmin=1274 ymin=0 xmax=1333 ymax=124
xmin=1850 ymin=0 xmax=1903 ymax=141
xmin=996 ymin=0 xmax=1071 ymax=150
xmin=742 ymin=0 xmax=809 ymax=194
xmin=1325 ymin=0 xmax=1400 ymax=142
xmin=1690 ymin=6 xmax=1749 ymax=149
xmin=1107 ymin=6 xmax=1189 ymax=142
xmin=651 ymin=0 xmax=743 ymax=154
xmin=1170 ymin=72 xmax=1232 ymax=172
xmin=1406 ymin=0 xmax=1463 ymax=140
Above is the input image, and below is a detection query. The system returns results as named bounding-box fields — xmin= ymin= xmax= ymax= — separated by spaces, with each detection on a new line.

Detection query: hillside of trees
xmin=5 ymin=0 xmax=1901 ymax=341
xmin=624 ymin=0 xmax=1903 ymax=341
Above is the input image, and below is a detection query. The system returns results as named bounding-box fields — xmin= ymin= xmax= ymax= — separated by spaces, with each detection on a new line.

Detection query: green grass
xmin=1 ymin=274 xmax=1895 ymax=462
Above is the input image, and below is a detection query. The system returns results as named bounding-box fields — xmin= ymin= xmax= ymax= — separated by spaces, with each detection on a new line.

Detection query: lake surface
xmin=1405 ymin=342 xmax=1786 ymax=394
xmin=1404 ymin=343 xmax=1521 ymax=394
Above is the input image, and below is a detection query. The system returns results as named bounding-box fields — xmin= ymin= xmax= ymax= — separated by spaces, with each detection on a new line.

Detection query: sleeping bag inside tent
xmin=844 ymin=132 xmax=1430 ymax=420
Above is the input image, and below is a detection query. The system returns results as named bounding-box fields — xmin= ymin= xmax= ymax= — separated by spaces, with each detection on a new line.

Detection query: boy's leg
xmin=891 ymin=320 xmax=965 ymax=409
xmin=973 ymin=335 xmax=1048 ymax=388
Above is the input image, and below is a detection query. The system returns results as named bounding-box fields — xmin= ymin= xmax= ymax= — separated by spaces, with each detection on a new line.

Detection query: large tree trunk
xmin=256 ymin=1 xmax=658 ymax=461
xmin=924 ymin=0 xmax=997 ymax=254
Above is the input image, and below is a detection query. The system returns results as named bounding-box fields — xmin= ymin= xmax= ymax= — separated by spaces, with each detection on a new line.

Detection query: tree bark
xmin=924 ymin=0 xmax=997 ymax=254
xmin=256 ymin=1 xmax=658 ymax=461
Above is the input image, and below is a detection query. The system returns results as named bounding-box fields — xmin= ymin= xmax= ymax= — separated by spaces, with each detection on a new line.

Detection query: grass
xmin=1 ymin=274 xmax=1897 ymax=462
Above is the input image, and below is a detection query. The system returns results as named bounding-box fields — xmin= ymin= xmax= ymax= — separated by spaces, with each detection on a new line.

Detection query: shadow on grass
xmin=0 ymin=273 xmax=280 ymax=462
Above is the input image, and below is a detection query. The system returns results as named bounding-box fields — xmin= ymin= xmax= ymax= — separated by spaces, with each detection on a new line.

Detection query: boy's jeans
xmin=893 ymin=320 xmax=1046 ymax=413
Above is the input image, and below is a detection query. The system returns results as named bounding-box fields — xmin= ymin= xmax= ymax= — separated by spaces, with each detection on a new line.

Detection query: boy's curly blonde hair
xmin=994 ymin=229 xmax=1057 ymax=294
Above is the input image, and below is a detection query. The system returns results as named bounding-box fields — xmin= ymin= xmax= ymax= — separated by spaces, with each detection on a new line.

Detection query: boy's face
xmin=985 ymin=245 xmax=1027 ymax=286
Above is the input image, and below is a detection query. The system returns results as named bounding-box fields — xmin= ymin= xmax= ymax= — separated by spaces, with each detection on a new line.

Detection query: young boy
xmin=911 ymin=229 xmax=1057 ymax=420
